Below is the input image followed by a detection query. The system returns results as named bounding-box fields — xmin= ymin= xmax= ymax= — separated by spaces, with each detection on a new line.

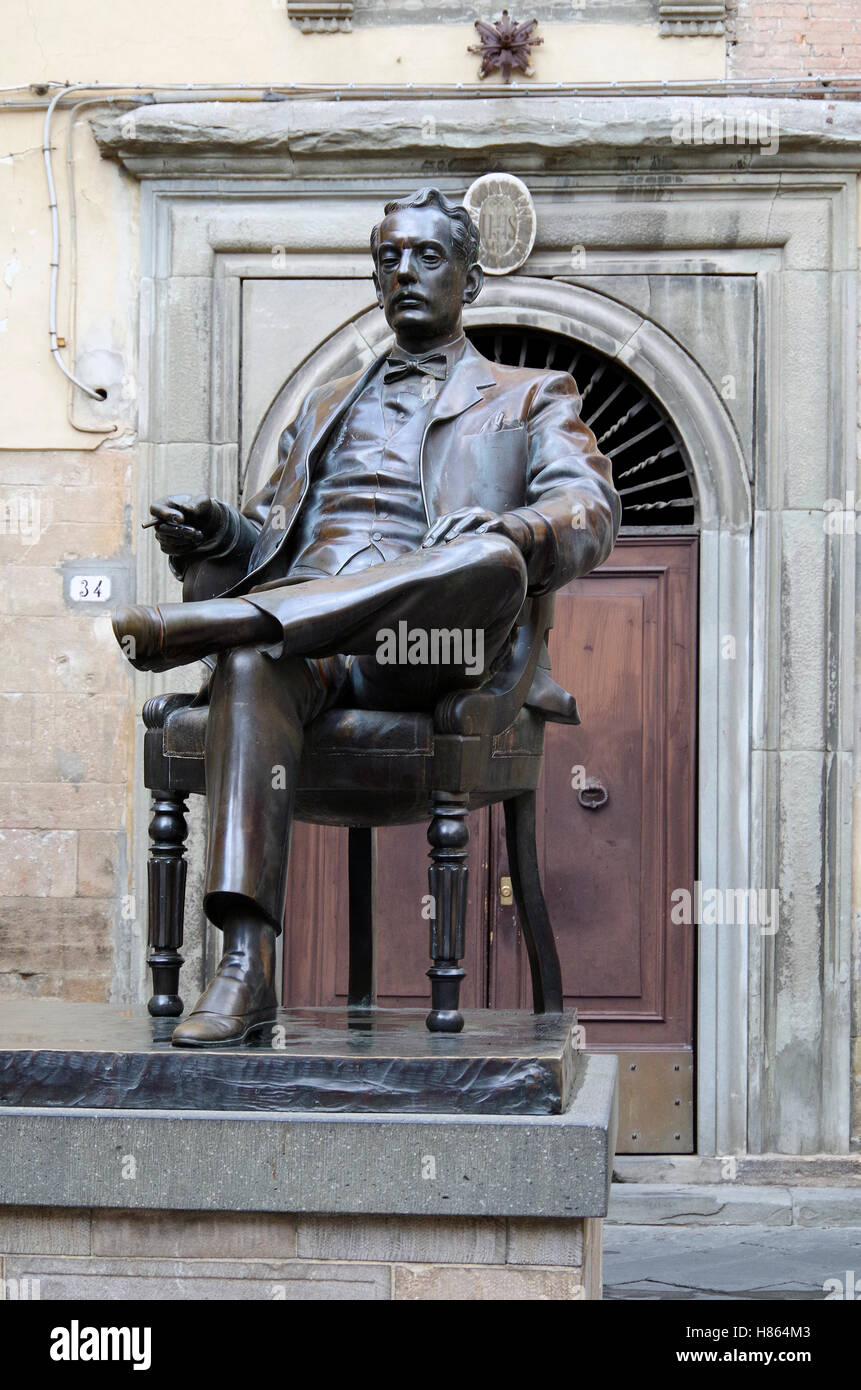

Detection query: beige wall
xmin=1 ymin=0 xmax=724 ymax=88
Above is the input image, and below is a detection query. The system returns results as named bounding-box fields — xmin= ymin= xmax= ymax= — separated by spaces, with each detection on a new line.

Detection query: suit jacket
xmin=175 ymin=339 xmax=621 ymax=604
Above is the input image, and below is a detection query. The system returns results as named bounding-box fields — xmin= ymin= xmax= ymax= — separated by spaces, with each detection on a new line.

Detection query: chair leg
xmin=348 ymin=826 xmax=376 ymax=1007
xmin=146 ymin=789 xmax=188 ymax=1017
xmin=503 ymin=791 xmax=564 ymax=1014
xmin=426 ymin=796 xmax=469 ymax=1034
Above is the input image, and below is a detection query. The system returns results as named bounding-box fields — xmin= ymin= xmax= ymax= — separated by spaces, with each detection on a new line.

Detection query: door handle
xmin=578 ymin=779 xmax=609 ymax=811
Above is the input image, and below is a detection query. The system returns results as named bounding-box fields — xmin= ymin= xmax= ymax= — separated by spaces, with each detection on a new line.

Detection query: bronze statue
xmin=112 ymin=187 xmax=621 ymax=1046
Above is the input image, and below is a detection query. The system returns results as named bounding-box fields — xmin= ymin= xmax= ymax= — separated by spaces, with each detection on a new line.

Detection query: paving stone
xmin=790 ymin=1188 xmax=861 ymax=1228
xmin=604 ymin=1225 xmax=861 ymax=1300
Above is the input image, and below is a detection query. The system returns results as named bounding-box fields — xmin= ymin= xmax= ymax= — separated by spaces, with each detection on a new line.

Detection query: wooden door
xmin=282 ymin=815 xmax=490 ymax=1009
xmin=282 ymin=536 xmax=697 ymax=1152
xmin=490 ymin=536 xmax=697 ymax=1150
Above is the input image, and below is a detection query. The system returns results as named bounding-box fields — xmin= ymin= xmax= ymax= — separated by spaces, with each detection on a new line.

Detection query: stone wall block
xmin=505 ymin=1217 xmax=584 ymax=1265
xmin=296 ymin=1214 xmax=506 ymax=1265
xmin=3 ymin=1255 xmax=389 ymax=1301
xmin=392 ymin=1263 xmax=584 ymax=1300
xmin=91 ymin=1210 xmax=298 ymax=1259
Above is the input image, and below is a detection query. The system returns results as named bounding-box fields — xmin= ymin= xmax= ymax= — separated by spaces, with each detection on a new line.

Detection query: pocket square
xmin=479 ymin=411 xmax=526 ymax=434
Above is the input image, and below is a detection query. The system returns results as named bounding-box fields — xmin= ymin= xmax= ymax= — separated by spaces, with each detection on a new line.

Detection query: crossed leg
xmin=112 ymin=533 xmax=528 ymax=676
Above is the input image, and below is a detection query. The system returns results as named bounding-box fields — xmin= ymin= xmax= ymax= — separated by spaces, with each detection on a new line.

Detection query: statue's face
xmin=374 ymin=205 xmax=482 ymax=351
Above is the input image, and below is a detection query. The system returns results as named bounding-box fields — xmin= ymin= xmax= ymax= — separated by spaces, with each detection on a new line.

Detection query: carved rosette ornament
xmin=468 ymin=10 xmax=543 ymax=83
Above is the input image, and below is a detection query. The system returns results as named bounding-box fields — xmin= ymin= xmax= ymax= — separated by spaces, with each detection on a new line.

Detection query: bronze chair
xmin=142 ymin=591 xmax=579 ymax=1033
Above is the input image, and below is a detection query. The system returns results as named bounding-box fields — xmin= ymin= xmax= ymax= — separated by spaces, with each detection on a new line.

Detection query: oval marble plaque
xmin=463 ymin=173 xmax=537 ymax=276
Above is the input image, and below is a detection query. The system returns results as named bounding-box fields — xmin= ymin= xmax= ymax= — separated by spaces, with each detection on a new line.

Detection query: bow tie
xmin=383 ymin=352 xmax=448 ymax=385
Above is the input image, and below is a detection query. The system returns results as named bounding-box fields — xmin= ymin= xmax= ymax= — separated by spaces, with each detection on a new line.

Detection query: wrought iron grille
xmin=467 ymin=325 xmax=697 ymax=529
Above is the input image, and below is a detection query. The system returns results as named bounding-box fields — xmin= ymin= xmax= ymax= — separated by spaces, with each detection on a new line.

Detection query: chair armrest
xmin=142 ymin=692 xmax=196 ymax=730
xmin=433 ymin=597 xmax=553 ymax=738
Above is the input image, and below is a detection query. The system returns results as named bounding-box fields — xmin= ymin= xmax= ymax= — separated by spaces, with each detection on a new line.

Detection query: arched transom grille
xmin=467 ymin=325 xmax=697 ymax=529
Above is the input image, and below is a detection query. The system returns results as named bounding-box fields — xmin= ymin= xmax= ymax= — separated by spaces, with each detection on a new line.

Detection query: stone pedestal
xmin=0 ymin=1003 xmax=617 ymax=1300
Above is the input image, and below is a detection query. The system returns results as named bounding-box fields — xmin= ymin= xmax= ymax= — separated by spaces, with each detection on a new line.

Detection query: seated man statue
xmin=111 ymin=186 xmax=621 ymax=1047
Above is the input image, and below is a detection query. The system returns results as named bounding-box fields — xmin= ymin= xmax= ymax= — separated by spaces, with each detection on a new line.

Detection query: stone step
xmin=608 ymin=1183 xmax=861 ymax=1228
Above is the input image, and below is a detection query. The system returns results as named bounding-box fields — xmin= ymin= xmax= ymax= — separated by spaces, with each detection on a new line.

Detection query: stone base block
xmin=0 ymin=1036 xmax=616 ymax=1299
xmin=0 ymin=1208 xmax=603 ymax=1300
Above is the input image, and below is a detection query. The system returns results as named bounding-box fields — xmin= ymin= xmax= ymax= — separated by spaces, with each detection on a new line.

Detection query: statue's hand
xmin=422 ymin=507 xmax=531 ymax=553
xmin=148 ymin=494 xmax=222 ymax=557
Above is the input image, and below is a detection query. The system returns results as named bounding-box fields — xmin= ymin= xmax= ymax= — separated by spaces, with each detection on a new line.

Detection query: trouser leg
xmin=203 ymin=648 xmax=345 ymax=931
xmin=246 ymin=533 xmax=528 ymax=674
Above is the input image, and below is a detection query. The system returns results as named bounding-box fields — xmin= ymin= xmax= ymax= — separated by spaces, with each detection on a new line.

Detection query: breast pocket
xmin=462 ymin=423 xmax=528 ymax=513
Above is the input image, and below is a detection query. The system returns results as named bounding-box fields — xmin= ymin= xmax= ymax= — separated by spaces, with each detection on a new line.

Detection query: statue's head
xmin=371 ymin=187 xmax=484 ymax=351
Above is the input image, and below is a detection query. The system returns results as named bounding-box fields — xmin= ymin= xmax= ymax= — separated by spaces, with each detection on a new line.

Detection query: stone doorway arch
xmin=246 ymin=277 xmax=753 ymax=1155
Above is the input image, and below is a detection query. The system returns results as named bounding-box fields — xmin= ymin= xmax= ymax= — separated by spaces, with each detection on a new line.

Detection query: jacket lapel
xmin=246 ymin=350 xmax=389 ymax=577
xmin=304 ymin=349 xmax=389 ymax=465
xmin=420 ymin=340 xmax=497 ymax=521
xmin=424 ymin=339 xmax=497 ymax=429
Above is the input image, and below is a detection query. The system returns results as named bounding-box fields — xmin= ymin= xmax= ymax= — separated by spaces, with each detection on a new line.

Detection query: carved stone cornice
xmin=90 ymin=95 xmax=861 ymax=180
xmin=659 ymin=1 xmax=726 ymax=36
xmin=287 ymin=1 xmax=353 ymax=33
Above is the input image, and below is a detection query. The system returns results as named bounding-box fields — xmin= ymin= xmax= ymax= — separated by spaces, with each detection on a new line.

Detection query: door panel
xmin=283 ymin=814 xmax=490 ymax=1009
xmin=490 ymin=536 xmax=698 ymax=1149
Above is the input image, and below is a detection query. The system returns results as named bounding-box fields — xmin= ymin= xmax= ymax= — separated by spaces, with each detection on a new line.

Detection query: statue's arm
xmin=518 ymin=371 xmax=622 ymax=595
xmin=168 ymin=415 xmax=302 ymax=601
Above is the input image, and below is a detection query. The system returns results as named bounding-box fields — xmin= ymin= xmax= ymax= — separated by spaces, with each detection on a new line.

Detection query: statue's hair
xmin=370 ymin=187 xmax=481 ymax=272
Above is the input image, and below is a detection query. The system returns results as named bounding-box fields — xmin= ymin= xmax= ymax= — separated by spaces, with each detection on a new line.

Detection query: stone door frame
xmin=103 ymin=96 xmax=857 ymax=1155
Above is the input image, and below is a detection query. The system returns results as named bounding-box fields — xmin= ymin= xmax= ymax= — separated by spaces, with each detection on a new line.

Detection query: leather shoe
xmin=111 ymin=600 xmax=278 ymax=673
xmin=111 ymin=604 xmax=170 ymax=672
xmin=171 ymin=918 xmax=277 ymax=1047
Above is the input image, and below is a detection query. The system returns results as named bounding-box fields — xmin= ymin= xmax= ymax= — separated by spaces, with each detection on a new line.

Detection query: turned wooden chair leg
xmin=504 ymin=790 xmax=564 ymax=1014
xmin=348 ymin=826 xmax=376 ymax=1007
xmin=146 ymin=788 xmax=188 ymax=1017
xmin=426 ymin=795 xmax=469 ymax=1034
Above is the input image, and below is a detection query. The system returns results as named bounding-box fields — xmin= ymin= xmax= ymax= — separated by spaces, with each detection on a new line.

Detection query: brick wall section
xmin=727 ymin=0 xmax=861 ymax=78
xmin=0 ymin=448 xmax=134 ymax=1003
